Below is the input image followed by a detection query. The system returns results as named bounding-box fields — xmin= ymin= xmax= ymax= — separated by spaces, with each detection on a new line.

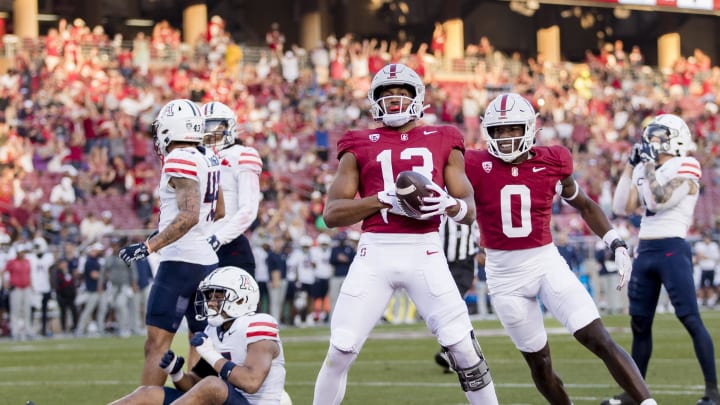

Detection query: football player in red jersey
xmin=465 ymin=92 xmax=656 ymax=405
xmin=312 ymin=63 xmax=499 ymax=405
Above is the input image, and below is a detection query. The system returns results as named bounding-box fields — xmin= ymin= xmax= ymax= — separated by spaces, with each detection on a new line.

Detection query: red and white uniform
xmin=337 ymin=124 xmax=463 ymax=234
xmin=466 ymin=145 xmax=600 ymax=352
xmin=207 ymin=313 xmax=285 ymax=404
xmin=207 ymin=144 xmax=263 ymax=244
xmin=158 ymin=146 xmax=220 ymax=265
xmin=332 ymin=124 xmax=473 ymax=351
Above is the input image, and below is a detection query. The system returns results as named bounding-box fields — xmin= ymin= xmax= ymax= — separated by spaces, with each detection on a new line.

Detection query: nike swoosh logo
xmin=423 ymin=130 xmax=438 ymax=135
xmin=426 ymin=250 xmax=439 ymax=255
xmin=532 ymin=167 xmax=546 ymax=173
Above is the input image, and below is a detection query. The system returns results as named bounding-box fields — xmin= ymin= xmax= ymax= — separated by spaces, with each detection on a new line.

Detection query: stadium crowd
xmin=1 ymin=15 xmax=720 ymax=339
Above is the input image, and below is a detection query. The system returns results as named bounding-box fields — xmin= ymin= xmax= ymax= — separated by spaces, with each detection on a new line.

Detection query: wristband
xmin=450 ymin=199 xmax=468 ymax=222
xmin=220 ymin=361 xmax=236 ymax=381
xmin=562 ymin=180 xmax=580 ymax=201
xmin=602 ymin=229 xmax=619 ymax=249
xmin=602 ymin=229 xmax=627 ymax=251
xmin=610 ymin=239 xmax=628 ymax=251
xmin=202 ymin=350 xmax=224 ymax=367
xmin=170 ymin=370 xmax=184 ymax=383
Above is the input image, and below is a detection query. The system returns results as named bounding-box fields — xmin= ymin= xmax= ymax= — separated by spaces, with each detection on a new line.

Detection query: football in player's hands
xmin=395 ymin=171 xmax=437 ymax=219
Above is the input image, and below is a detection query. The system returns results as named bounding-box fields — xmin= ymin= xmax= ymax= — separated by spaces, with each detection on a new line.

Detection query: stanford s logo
xmin=400 ymin=134 xmax=408 ymax=141
xmin=369 ymin=134 xmax=380 ymax=142
xmin=359 ymin=247 xmax=367 ymax=256
xmin=482 ymin=161 xmax=492 ymax=173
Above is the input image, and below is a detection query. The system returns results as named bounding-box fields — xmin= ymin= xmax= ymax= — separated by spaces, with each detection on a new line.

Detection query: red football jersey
xmin=466 ymin=146 xmax=573 ymax=250
xmin=337 ymin=124 xmax=465 ymax=234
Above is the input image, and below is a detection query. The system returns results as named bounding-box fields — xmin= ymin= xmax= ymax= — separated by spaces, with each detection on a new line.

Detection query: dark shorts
xmin=147 ymin=261 xmax=217 ymax=333
xmin=312 ymin=278 xmax=329 ymax=299
xmin=699 ymin=270 xmax=715 ymax=288
xmin=162 ymin=381 xmax=250 ymax=405
xmin=449 ymin=258 xmax=475 ymax=297
xmin=629 ymin=238 xmax=698 ymax=318
xmin=217 ymin=234 xmax=256 ymax=276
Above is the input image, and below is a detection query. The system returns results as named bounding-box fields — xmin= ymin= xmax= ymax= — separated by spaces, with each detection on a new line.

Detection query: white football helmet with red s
xmin=482 ymin=93 xmax=538 ymax=163
xmin=368 ymin=63 xmax=425 ymax=128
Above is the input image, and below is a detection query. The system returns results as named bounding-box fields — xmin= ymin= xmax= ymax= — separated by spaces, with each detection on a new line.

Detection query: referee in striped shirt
xmin=434 ymin=216 xmax=480 ymax=373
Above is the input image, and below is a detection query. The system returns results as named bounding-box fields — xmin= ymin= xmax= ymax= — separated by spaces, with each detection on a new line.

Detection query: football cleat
xmin=697 ymin=396 xmax=718 ymax=405
xmin=434 ymin=351 xmax=454 ymax=374
xmin=600 ymin=392 xmax=636 ymax=405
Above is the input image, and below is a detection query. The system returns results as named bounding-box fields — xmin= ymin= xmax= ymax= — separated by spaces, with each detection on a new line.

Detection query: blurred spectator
xmin=267 ymin=235 xmax=288 ymax=324
xmin=49 ymin=176 xmax=76 ymax=206
xmin=98 ymin=210 xmax=115 ymax=237
xmin=79 ymin=211 xmax=105 ymax=243
xmin=431 ymin=22 xmax=446 ymax=60
xmin=266 ymin=22 xmax=286 ymax=56
xmin=53 ymin=258 xmax=79 ymax=334
xmin=3 ymin=243 xmax=33 ymax=340
xmin=75 ymin=242 xmax=107 ymax=336
xmin=328 ymin=231 xmax=356 ymax=317
xmin=99 ymin=238 xmax=137 ymax=337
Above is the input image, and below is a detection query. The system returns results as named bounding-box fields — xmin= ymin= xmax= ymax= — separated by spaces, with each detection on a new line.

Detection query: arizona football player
xmin=109 ymin=266 xmax=287 ymax=405
xmin=609 ymin=114 xmax=718 ymax=405
xmin=465 ymin=92 xmax=656 ymax=405
xmin=202 ymin=101 xmax=263 ymax=276
xmin=119 ymin=99 xmax=222 ymax=386
xmin=313 ymin=63 xmax=498 ymax=405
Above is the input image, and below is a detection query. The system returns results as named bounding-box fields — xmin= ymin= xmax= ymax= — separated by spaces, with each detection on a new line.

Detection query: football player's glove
xmin=118 ymin=242 xmax=150 ymax=265
xmin=159 ymin=350 xmax=185 ymax=382
xmin=377 ymin=188 xmax=410 ymax=223
xmin=190 ymin=331 xmax=223 ymax=366
xmin=613 ymin=241 xmax=632 ymax=290
xmin=419 ymin=182 xmax=458 ymax=219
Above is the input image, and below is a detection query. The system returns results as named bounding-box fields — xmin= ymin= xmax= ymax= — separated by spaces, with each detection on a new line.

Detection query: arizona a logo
xmin=369 ymin=134 xmax=380 ymax=142
xmin=482 ymin=161 xmax=492 ymax=173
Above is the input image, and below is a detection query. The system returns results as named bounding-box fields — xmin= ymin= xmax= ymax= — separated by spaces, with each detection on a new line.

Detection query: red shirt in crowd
xmin=4 ymin=255 xmax=32 ymax=288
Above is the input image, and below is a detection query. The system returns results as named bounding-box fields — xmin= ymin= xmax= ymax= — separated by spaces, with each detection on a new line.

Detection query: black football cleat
xmin=434 ymin=351 xmax=453 ymax=374
xmin=697 ymin=396 xmax=717 ymax=405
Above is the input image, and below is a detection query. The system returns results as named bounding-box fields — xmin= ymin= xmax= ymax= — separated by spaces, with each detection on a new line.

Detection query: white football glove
xmin=614 ymin=246 xmax=632 ymax=290
xmin=419 ymin=182 xmax=458 ymax=219
xmin=377 ymin=188 xmax=410 ymax=224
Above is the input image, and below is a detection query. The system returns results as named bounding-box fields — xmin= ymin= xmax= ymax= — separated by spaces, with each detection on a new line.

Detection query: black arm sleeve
xmin=191 ymin=358 xmax=218 ymax=378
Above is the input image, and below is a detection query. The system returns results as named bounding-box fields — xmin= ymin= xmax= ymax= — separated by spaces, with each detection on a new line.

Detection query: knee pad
xmin=444 ymin=331 xmax=493 ymax=392
xmin=330 ymin=328 xmax=360 ymax=353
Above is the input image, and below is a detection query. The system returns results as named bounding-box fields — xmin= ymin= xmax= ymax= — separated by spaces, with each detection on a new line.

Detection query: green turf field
xmin=1 ymin=311 xmax=718 ymax=404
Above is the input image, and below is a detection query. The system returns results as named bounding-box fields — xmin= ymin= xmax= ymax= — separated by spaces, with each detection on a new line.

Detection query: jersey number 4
xmin=204 ymin=171 xmax=220 ymax=221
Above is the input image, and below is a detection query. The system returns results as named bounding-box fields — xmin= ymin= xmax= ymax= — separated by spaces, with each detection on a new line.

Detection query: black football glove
xmin=118 ymin=242 xmax=150 ymax=264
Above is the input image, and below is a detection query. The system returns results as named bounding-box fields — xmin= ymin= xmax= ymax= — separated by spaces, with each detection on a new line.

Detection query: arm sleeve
xmin=640 ymin=179 xmax=693 ymax=212
xmin=214 ymin=169 xmax=261 ymax=244
xmin=612 ymin=174 xmax=633 ymax=216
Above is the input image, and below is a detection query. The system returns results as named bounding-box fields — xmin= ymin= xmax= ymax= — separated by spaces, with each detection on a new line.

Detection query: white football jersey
xmin=208 ymin=144 xmax=263 ymax=244
xmin=632 ymin=156 xmax=701 ymax=239
xmin=694 ymin=240 xmax=720 ymax=271
xmin=207 ymin=313 xmax=285 ymax=404
xmin=158 ymin=146 xmax=221 ymax=265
